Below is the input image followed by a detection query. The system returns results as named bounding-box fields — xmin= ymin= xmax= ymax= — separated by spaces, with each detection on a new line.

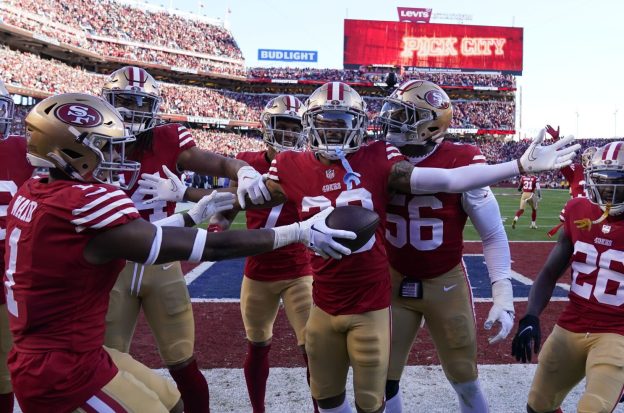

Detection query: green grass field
xmin=463 ymin=187 xmax=569 ymax=241
xmin=221 ymin=187 xmax=570 ymax=242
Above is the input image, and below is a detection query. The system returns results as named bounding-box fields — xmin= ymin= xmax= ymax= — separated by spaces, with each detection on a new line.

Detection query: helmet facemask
xmin=377 ymin=98 xmax=435 ymax=147
xmin=0 ymin=94 xmax=14 ymax=139
xmin=102 ymin=89 xmax=161 ymax=134
xmin=585 ymin=168 xmax=624 ymax=216
xmin=305 ymin=108 xmax=367 ymax=160
xmin=262 ymin=114 xmax=306 ymax=152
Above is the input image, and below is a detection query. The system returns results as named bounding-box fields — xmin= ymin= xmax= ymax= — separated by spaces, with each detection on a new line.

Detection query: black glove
xmin=511 ymin=314 xmax=541 ymax=363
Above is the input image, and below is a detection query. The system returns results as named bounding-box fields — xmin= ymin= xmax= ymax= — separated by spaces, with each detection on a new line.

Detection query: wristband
xmin=188 ymin=228 xmax=207 ymax=262
xmin=144 ymin=226 xmax=163 ymax=265
xmin=272 ymin=223 xmax=300 ymax=249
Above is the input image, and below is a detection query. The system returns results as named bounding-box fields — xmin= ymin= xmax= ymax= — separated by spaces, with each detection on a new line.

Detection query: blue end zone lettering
xmin=462 ymin=255 xmax=569 ymax=300
xmin=187 ymin=259 xmax=244 ymax=299
xmin=186 ymin=255 xmax=570 ymax=301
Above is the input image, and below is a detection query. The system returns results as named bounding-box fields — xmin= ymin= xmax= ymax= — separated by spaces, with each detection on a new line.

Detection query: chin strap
xmin=574 ymin=203 xmax=611 ymax=231
xmin=335 ymin=148 xmax=361 ymax=190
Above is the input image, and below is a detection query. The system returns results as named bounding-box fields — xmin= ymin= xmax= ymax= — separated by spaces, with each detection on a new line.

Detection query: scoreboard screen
xmin=344 ymin=19 xmax=523 ymax=74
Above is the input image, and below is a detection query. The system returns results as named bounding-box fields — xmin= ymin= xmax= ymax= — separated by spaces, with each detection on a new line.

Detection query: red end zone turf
xmin=131 ymin=242 xmax=561 ymax=368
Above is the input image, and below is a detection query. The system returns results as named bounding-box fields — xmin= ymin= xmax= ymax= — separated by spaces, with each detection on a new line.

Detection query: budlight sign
xmin=258 ymin=49 xmax=318 ymax=62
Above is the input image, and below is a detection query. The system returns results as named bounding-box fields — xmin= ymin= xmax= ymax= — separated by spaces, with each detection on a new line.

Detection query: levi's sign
xmin=397 ymin=7 xmax=432 ymax=23
xmin=258 ymin=49 xmax=318 ymax=62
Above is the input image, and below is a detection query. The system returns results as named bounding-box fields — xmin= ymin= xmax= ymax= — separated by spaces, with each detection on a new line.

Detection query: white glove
xmin=298 ymin=207 xmax=357 ymax=259
xmin=187 ymin=191 xmax=236 ymax=225
xmin=137 ymin=165 xmax=186 ymax=204
xmin=237 ymin=166 xmax=271 ymax=209
xmin=519 ymin=129 xmax=581 ymax=173
xmin=484 ymin=278 xmax=515 ymax=344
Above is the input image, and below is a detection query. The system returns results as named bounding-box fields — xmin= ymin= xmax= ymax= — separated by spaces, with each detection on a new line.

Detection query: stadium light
xmin=575 ymin=111 xmax=580 ymax=137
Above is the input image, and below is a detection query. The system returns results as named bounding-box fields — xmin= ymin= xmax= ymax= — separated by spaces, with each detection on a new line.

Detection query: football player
xmin=5 ymin=92 xmax=354 ymax=412
xmin=512 ymin=174 xmax=541 ymax=229
xmin=376 ymin=80 xmax=513 ymax=413
xmin=0 ymin=80 xmax=34 ymax=413
xmin=545 ymin=125 xmax=590 ymax=238
xmin=546 ymin=125 xmax=587 ymax=199
xmin=101 ymin=66 xmax=270 ymax=413
xmin=142 ymin=82 xmax=578 ymax=413
xmin=511 ymin=141 xmax=624 ymax=413
xmin=223 ymin=95 xmax=317 ymax=413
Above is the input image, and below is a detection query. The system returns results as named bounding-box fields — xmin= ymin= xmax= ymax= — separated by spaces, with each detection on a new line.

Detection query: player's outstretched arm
xmin=83 ymin=207 xmax=355 ymax=265
xmin=462 ymin=188 xmax=514 ymax=344
xmin=389 ymin=129 xmax=580 ymax=194
xmin=511 ymin=230 xmax=573 ymax=363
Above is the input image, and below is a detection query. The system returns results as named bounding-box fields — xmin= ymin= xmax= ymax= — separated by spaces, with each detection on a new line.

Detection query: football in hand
xmin=325 ymin=205 xmax=380 ymax=251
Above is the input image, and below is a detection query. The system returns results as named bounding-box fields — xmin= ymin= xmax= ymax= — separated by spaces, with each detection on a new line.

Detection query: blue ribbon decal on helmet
xmin=335 ymin=148 xmax=361 ymax=190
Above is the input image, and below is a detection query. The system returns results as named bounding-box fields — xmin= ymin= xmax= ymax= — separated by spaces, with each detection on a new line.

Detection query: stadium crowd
xmin=7 ymin=98 xmax=605 ymax=190
xmin=2 ymin=0 xmax=245 ymax=76
xmin=4 ymin=0 xmax=243 ymax=59
xmin=0 ymin=47 xmax=516 ymax=129
xmin=248 ymin=67 xmax=516 ymax=88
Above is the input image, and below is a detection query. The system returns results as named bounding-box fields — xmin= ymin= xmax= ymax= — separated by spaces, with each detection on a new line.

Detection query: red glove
xmin=545 ymin=124 xmax=560 ymax=141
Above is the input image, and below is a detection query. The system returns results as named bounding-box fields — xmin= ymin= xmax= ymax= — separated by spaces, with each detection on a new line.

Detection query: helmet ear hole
xmin=61 ymin=149 xmax=83 ymax=159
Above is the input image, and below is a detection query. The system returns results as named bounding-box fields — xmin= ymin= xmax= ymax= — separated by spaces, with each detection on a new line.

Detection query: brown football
xmin=325 ymin=205 xmax=380 ymax=251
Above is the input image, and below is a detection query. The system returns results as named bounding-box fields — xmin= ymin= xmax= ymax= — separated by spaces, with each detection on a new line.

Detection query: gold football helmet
xmin=25 ymin=93 xmax=140 ymax=189
xmin=261 ymin=95 xmax=306 ymax=152
xmin=584 ymin=142 xmax=624 ymax=215
xmin=0 ymin=79 xmax=14 ymax=139
xmin=303 ymin=82 xmax=368 ymax=160
xmin=377 ymin=79 xmax=452 ymax=146
xmin=102 ymin=66 xmax=161 ymax=133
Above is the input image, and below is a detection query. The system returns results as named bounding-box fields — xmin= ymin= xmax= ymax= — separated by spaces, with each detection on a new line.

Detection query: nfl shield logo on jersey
xmin=326 ymin=169 xmax=335 ymax=179
xmin=602 ymin=224 xmax=611 ymax=234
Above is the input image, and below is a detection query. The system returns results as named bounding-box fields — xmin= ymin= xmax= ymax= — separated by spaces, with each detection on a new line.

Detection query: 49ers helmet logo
xmin=55 ymin=103 xmax=103 ymax=127
xmin=424 ymin=90 xmax=450 ymax=110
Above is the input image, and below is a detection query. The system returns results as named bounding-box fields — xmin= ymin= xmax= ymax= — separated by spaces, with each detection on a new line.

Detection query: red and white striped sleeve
xmin=267 ymin=158 xmax=279 ymax=181
xmin=177 ymin=125 xmax=196 ymax=151
xmin=70 ymin=186 xmax=139 ymax=233
xmin=385 ymin=142 xmax=404 ymax=160
xmin=470 ymin=146 xmax=487 ymax=165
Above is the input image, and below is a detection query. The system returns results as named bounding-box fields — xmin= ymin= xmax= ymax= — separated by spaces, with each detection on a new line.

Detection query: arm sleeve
xmin=410 ymin=160 xmax=519 ymax=194
xmin=462 ymin=187 xmax=511 ymax=283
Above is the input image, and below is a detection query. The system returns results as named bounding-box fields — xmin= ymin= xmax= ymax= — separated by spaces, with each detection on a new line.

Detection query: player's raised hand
xmin=545 ymin=124 xmax=560 ymax=140
xmin=137 ymin=165 xmax=187 ymax=203
xmin=519 ymin=129 xmax=580 ymax=173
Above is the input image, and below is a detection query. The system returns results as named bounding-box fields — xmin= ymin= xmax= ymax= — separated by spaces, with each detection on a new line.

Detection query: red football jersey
xmin=520 ymin=175 xmax=538 ymax=193
xmin=125 ymin=123 xmax=196 ymax=222
xmin=560 ymin=163 xmax=586 ymax=198
xmin=385 ymin=141 xmax=486 ymax=279
xmin=0 ymin=136 xmax=34 ymax=305
xmin=558 ymin=197 xmax=624 ymax=335
xmin=4 ymin=179 xmax=139 ymax=412
xmin=236 ymin=151 xmax=311 ymax=281
xmin=269 ymin=141 xmax=406 ymax=315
